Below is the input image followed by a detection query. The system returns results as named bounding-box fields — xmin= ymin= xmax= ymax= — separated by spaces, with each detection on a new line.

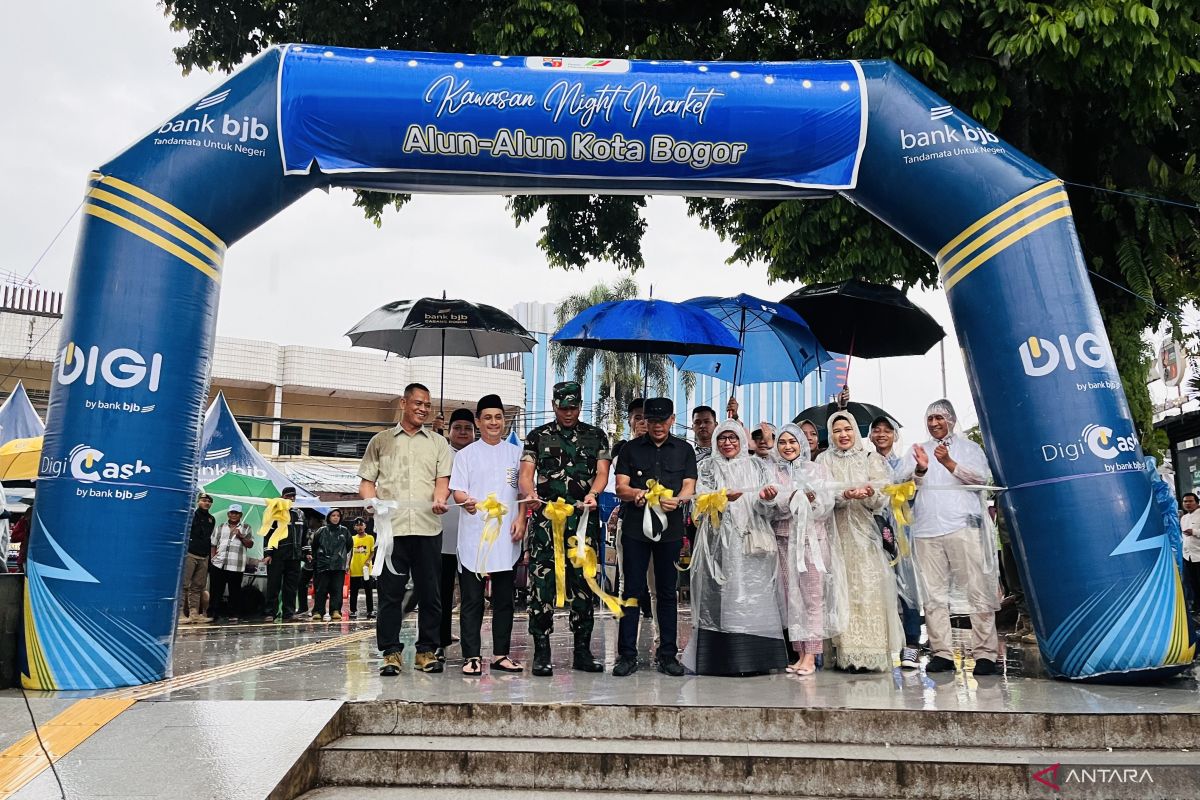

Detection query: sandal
xmin=462 ymin=657 xmax=482 ymax=676
xmin=490 ymin=656 xmax=524 ymax=673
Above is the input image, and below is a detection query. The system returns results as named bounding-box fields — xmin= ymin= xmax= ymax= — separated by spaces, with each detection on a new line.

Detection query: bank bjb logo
xmin=158 ymin=102 xmax=269 ymax=143
xmin=57 ymin=342 xmax=162 ymax=392
xmin=1019 ymin=333 xmax=1112 ymax=377
xmin=1042 ymin=423 xmax=1139 ymax=463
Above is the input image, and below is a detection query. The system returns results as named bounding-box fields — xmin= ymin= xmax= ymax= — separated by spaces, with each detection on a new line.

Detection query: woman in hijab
xmin=683 ymin=420 xmax=789 ymax=675
xmin=815 ymin=411 xmax=903 ymax=672
xmin=798 ymin=419 xmax=822 ymax=461
xmin=771 ymin=424 xmax=846 ymax=675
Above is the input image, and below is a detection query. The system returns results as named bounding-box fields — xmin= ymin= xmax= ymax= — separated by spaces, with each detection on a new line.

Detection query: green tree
xmin=162 ymin=0 xmax=1200 ymax=450
xmin=549 ymin=277 xmax=692 ymax=437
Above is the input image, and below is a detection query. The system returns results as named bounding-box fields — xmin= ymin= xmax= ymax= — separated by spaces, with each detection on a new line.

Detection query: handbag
xmin=874 ymin=514 xmax=898 ymax=559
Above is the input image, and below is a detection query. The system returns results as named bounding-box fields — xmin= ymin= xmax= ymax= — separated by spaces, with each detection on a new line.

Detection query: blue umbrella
xmin=671 ymin=294 xmax=832 ymax=385
xmin=552 ymin=299 xmax=743 ymax=356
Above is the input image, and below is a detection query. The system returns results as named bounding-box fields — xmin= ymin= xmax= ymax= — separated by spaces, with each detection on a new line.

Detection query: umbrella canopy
xmin=346 ymin=297 xmax=536 ymax=358
xmin=552 ymin=299 xmax=743 ymax=356
xmin=347 ymin=296 xmax=537 ymax=417
xmin=781 ymin=280 xmax=945 ymax=359
xmin=0 ymin=436 xmax=42 ymax=481
xmin=794 ymin=401 xmax=898 ymax=440
xmin=203 ymin=472 xmax=282 ymax=555
xmin=671 ymin=294 xmax=831 ymax=385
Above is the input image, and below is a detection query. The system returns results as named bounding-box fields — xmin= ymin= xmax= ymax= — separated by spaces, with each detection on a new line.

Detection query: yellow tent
xmin=0 ymin=436 xmax=42 ymax=481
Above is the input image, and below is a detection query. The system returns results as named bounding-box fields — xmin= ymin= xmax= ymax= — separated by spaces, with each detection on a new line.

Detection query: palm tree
xmin=550 ymin=278 xmax=694 ymax=437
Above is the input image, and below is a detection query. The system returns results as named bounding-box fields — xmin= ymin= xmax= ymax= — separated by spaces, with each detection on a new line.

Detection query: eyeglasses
xmin=716 ymin=434 xmax=740 ymax=443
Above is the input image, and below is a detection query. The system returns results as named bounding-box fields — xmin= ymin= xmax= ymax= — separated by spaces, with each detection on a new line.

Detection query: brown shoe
xmin=379 ymin=652 xmax=403 ymax=676
xmin=414 ymin=651 xmax=444 ymax=673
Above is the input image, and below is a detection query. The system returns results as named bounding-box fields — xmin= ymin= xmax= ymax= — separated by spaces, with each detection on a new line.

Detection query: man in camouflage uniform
xmin=519 ymin=381 xmax=611 ymax=676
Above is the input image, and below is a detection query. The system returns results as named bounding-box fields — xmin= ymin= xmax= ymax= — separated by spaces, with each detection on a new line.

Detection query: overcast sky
xmin=0 ymin=1 xmax=991 ymax=437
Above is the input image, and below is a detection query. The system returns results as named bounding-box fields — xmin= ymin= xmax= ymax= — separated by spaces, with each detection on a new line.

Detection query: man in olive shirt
xmin=613 ymin=398 xmax=696 ymax=677
xmin=358 ymin=382 xmax=453 ymax=676
xmin=519 ymin=381 xmax=611 ymax=676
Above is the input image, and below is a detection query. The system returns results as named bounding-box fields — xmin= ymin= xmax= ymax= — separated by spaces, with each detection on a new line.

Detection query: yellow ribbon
xmin=881 ymin=480 xmax=916 ymax=565
xmin=260 ymin=497 xmax=294 ymax=549
xmin=642 ymin=479 xmax=675 ymax=540
xmin=567 ymin=534 xmax=637 ymax=618
xmin=474 ymin=493 xmax=508 ymax=578
xmin=695 ymin=489 xmax=728 ymax=528
xmin=543 ymin=497 xmax=574 ymax=607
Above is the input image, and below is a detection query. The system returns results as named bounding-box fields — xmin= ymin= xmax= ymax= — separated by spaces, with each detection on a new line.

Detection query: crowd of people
xmin=178 ymin=378 xmax=1200 ymax=679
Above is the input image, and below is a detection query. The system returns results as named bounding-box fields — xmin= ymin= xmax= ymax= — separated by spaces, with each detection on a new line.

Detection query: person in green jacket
xmin=312 ymin=509 xmax=353 ymax=621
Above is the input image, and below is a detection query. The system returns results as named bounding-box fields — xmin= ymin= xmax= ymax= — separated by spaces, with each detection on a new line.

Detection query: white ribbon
xmin=369 ymin=499 xmax=399 ymax=577
xmin=788 ymin=487 xmax=825 ymax=574
xmin=642 ymin=502 xmax=667 ymax=542
xmin=575 ymin=506 xmax=591 ymax=561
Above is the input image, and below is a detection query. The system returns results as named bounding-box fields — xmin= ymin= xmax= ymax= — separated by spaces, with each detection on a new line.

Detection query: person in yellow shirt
xmin=348 ymin=517 xmax=376 ymax=619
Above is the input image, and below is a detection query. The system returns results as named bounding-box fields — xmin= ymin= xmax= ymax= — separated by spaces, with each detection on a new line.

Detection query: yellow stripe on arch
xmin=939 ymin=191 xmax=1070 ymax=279
xmin=936 ymin=179 xmax=1063 ymax=263
xmin=943 ymin=206 xmax=1074 ymax=292
xmin=95 ymin=175 xmax=226 ymax=252
xmin=84 ymin=204 xmax=221 ymax=283
xmin=88 ymin=188 xmax=224 ymax=267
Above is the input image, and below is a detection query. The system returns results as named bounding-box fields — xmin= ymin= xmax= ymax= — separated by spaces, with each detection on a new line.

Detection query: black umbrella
xmin=346 ymin=296 xmax=537 ymax=416
xmin=794 ymin=400 xmax=899 ymax=441
xmin=781 ymin=280 xmax=945 ymax=359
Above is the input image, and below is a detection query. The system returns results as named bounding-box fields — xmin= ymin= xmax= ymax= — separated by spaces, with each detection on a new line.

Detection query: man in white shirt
xmin=907 ymin=399 xmax=1000 ymax=677
xmin=450 ymin=394 xmax=526 ymax=676
xmin=1181 ymin=493 xmax=1200 ymax=617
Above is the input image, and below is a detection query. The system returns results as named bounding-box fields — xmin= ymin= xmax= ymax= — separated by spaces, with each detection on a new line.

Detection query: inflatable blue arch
xmin=24 ymin=45 xmax=1194 ymax=688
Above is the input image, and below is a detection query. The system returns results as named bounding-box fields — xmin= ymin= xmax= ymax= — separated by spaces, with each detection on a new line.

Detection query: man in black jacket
xmin=180 ymin=493 xmax=215 ymax=624
xmin=261 ymin=486 xmax=311 ymax=622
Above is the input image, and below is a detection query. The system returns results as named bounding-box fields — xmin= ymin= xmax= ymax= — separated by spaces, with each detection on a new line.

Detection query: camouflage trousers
xmin=527 ymin=510 xmax=599 ymax=642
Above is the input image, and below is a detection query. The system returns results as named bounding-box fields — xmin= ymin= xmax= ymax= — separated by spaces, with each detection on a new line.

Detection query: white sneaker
xmin=322 ymin=613 xmax=332 ymax=622
xmin=177 ymin=615 xmax=191 ymax=626
xmin=900 ymin=646 xmax=920 ymax=670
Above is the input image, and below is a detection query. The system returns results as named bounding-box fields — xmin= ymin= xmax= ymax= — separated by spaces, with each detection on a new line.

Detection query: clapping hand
xmin=912 ymin=444 xmax=929 ymax=470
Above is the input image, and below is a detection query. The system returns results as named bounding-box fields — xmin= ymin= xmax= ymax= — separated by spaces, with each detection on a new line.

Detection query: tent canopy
xmin=0 ymin=382 xmax=44 ymax=447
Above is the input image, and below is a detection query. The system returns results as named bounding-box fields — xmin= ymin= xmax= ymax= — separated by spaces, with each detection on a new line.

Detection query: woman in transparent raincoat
xmin=771 ymin=423 xmax=847 ymax=675
xmin=815 ymin=411 xmax=904 ymax=672
xmin=682 ymin=420 xmax=789 ymax=675
xmin=869 ymin=415 xmax=924 ymax=670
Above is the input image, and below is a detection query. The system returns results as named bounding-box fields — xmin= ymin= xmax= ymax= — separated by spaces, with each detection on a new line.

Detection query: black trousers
xmin=377 ymin=534 xmax=443 ymax=655
xmin=440 ymin=553 xmax=459 ymax=647
xmin=209 ymin=566 xmax=243 ymax=619
xmin=459 ymin=568 xmax=515 ymax=659
xmin=297 ymin=567 xmax=313 ymax=613
xmin=314 ymin=570 xmax=345 ymax=615
xmin=617 ymin=536 xmax=682 ymax=660
xmin=1185 ymin=559 xmax=1200 ymax=613
xmin=265 ymin=558 xmax=301 ymax=618
xmin=350 ymin=575 xmax=374 ymax=615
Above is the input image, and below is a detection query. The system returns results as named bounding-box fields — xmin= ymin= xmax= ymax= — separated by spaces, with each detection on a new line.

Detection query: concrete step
xmin=340 ymin=700 xmax=1200 ymax=750
xmin=316 ymin=734 xmax=1199 ymax=799
xmin=297 ymin=790 xmax=887 ymax=800
xmin=297 ymin=789 xmax=888 ymax=800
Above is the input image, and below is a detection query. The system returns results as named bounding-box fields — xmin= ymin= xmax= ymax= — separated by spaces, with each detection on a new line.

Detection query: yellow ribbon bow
xmin=642 ymin=479 xmax=675 ymax=540
xmin=881 ymin=480 xmax=916 ymax=565
xmin=695 ymin=489 xmax=728 ymax=528
xmin=474 ymin=493 xmax=508 ymax=578
xmin=543 ymin=497 xmax=574 ymax=607
xmin=567 ymin=534 xmax=637 ymax=618
xmin=259 ymin=497 xmax=293 ymax=549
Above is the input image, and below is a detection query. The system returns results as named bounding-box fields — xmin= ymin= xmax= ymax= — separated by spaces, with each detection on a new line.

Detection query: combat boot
xmin=572 ymin=639 xmax=604 ymax=673
xmin=532 ymin=637 xmax=553 ymax=677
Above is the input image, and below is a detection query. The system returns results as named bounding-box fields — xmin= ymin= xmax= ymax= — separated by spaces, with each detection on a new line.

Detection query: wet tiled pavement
xmin=0 ymin=610 xmax=1195 ymax=799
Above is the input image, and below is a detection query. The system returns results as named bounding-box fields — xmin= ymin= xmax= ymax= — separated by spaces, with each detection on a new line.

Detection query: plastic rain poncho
xmin=771 ymin=423 xmax=848 ymax=643
xmin=682 ymin=420 xmax=788 ymax=675
xmin=873 ymin=421 xmax=924 ymax=610
xmin=816 ymin=411 xmax=904 ymax=671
